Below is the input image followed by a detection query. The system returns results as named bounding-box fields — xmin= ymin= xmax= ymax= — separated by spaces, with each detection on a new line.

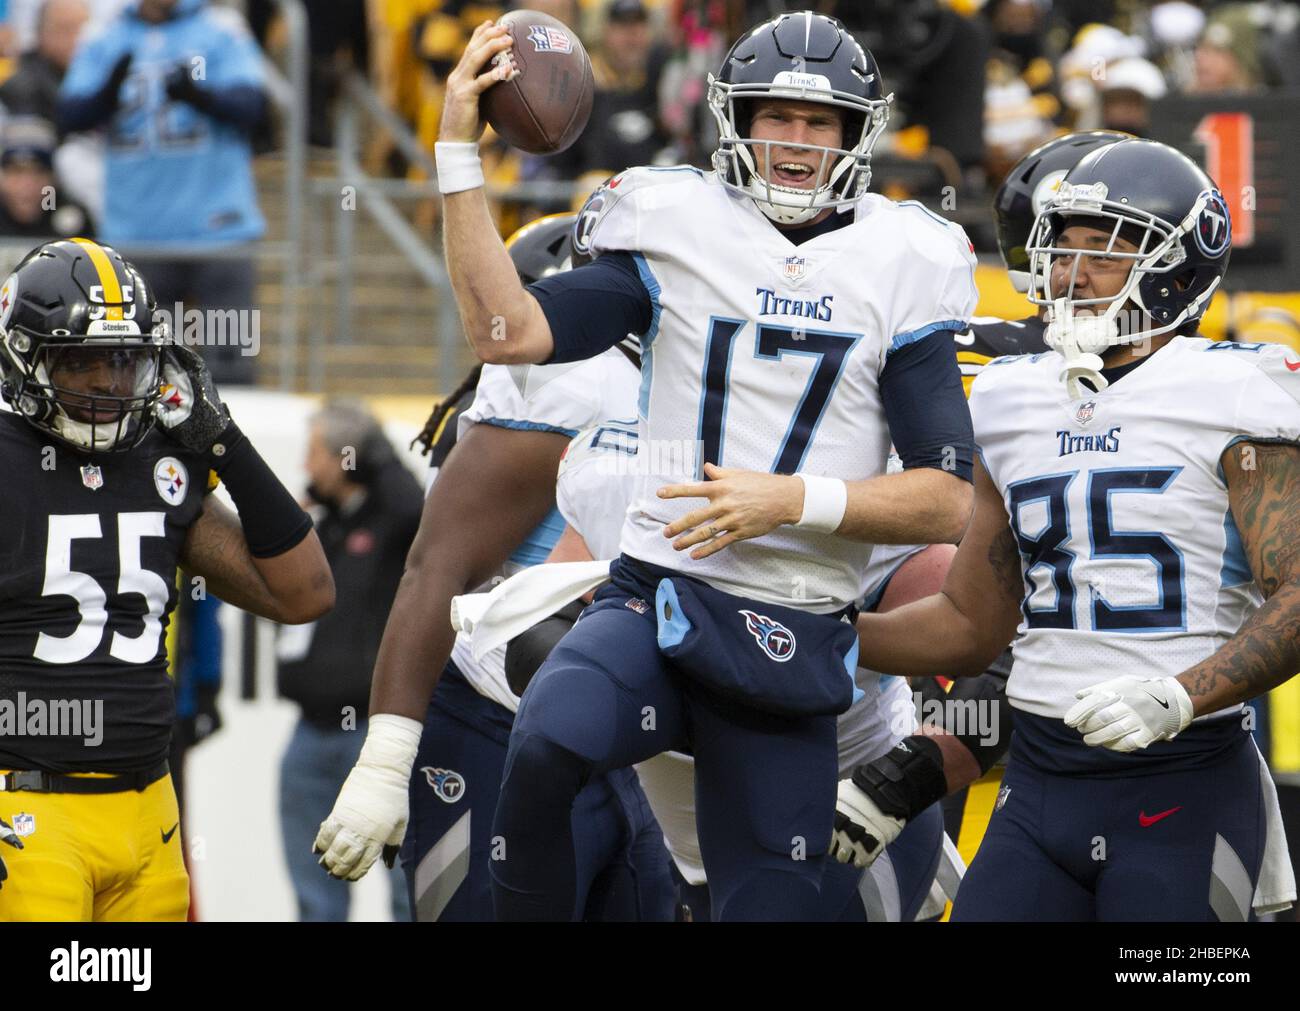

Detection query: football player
xmin=436 ymin=12 xmax=978 ymax=920
xmin=832 ymin=131 xmax=1134 ymax=876
xmin=838 ymin=138 xmax=1299 ymax=920
xmin=315 ymin=215 xmax=675 ymax=922
xmin=0 ymin=238 xmax=333 ymax=921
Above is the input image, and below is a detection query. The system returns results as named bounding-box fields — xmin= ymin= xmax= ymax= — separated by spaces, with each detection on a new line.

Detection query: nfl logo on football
xmin=528 ymin=24 xmax=572 ymax=53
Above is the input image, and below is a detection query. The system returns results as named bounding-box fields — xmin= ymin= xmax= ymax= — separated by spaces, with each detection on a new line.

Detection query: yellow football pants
xmin=0 ymin=772 xmax=188 ymax=922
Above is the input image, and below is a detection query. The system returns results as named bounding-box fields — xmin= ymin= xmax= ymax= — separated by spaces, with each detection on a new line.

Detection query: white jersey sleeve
xmin=1228 ymin=341 xmax=1300 ymax=447
xmin=458 ymin=353 xmax=630 ymax=442
xmin=879 ymin=203 xmax=979 ymax=367
xmin=555 ymin=419 xmax=640 ymax=560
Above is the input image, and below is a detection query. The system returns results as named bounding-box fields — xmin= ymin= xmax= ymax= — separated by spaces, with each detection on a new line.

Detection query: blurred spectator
xmin=0 ymin=0 xmax=88 ymax=123
xmin=657 ymin=0 xmax=728 ymax=166
xmin=1058 ymin=23 xmax=1146 ymax=129
xmin=302 ymin=0 xmax=368 ymax=147
xmin=0 ymin=115 xmax=91 ymax=236
xmin=2 ymin=0 xmax=123 ymax=54
xmin=1189 ymin=3 xmax=1264 ymax=94
xmin=277 ymin=400 xmax=422 ymax=923
xmin=1099 ymin=56 xmax=1166 ymax=136
xmin=552 ymin=0 xmax=672 ymax=178
xmin=57 ymin=0 xmax=266 ymax=385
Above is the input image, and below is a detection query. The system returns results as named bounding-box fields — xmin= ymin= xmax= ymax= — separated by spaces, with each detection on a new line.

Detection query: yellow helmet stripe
xmin=71 ymin=237 xmax=124 ymax=321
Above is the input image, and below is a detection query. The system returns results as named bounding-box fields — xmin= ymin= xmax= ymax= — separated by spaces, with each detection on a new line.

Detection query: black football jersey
xmin=955 ymin=315 xmax=1047 ymax=397
xmin=0 ymin=413 xmax=210 ymax=773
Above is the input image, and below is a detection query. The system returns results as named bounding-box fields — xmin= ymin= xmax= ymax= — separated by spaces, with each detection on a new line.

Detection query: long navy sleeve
xmin=529 ymin=251 xmax=653 ymax=364
xmin=879 ymin=330 xmax=974 ymax=482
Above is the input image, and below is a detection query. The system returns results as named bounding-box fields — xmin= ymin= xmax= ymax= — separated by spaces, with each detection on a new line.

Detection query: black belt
xmin=0 ymin=760 xmax=169 ymax=794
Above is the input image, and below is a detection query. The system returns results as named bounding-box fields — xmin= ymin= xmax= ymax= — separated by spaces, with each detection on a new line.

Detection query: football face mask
xmin=25 ymin=340 xmax=164 ymax=453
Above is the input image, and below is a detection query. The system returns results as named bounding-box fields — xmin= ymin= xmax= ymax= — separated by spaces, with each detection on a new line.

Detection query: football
xmin=480 ymin=9 xmax=594 ymax=155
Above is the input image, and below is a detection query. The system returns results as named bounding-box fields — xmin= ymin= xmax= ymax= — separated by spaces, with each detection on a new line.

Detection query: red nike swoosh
xmin=1285 ymin=359 xmax=1300 ymax=372
xmin=1139 ymin=806 xmax=1182 ymax=827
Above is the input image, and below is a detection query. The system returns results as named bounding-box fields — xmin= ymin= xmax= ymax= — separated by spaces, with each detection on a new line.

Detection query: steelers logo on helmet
xmin=0 ymin=273 xmax=17 ymax=330
xmin=1031 ymin=169 xmax=1069 ymax=217
xmin=1194 ymin=189 xmax=1232 ymax=258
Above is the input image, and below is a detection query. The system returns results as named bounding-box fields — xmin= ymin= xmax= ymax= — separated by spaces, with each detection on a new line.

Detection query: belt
xmin=0 ymin=760 xmax=169 ymax=794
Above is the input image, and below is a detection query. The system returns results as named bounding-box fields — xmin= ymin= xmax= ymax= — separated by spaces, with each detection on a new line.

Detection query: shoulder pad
xmin=573 ymin=166 xmax=705 ymax=258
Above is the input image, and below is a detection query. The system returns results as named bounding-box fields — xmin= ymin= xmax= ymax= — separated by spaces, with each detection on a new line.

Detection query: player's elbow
xmin=929 ymin=471 xmax=974 ymax=544
xmin=278 ymin=570 xmax=335 ymax=624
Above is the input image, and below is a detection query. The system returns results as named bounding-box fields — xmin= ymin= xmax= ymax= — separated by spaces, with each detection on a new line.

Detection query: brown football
xmin=480 ymin=10 xmax=594 ymax=155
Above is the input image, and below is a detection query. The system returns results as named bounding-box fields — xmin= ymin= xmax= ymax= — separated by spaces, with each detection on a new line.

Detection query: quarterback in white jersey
xmin=843 ymin=138 xmax=1298 ymax=920
xmin=434 ymin=11 xmax=980 ymax=920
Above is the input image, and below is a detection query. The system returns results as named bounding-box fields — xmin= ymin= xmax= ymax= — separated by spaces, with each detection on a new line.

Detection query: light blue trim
xmin=843 ymin=635 xmax=864 ymax=704
xmin=654 ymin=579 xmax=692 ymax=649
xmin=888 ymin=319 xmax=967 ymax=357
xmin=480 ymin=418 xmax=579 ymax=437
xmin=1220 ymin=507 xmax=1252 ymax=588
xmin=644 ymin=166 xmax=706 ymax=176
xmin=898 ymin=200 xmax=953 ymax=228
xmin=631 ymin=252 xmax=662 ymax=418
xmin=508 ymin=507 xmax=567 ymax=567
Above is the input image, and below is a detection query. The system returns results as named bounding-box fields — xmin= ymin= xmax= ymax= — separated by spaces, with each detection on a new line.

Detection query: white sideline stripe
xmin=1209 ymin=832 xmax=1252 ymax=922
xmin=415 ymin=810 xmax=471 ymax=922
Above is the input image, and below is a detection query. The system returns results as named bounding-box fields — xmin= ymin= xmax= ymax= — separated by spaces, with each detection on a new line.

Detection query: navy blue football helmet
xmin=708 ymin=11 xmax=891 ymax=225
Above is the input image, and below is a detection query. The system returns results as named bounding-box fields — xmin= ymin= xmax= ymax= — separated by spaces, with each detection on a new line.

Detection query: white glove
xmin=313 ymin=714 xmax=423 ymax=881
xmin=1064 ymin=675 xmax=1194 ymax=753
xmin=829 ymin=776 xmax=906 ymax=870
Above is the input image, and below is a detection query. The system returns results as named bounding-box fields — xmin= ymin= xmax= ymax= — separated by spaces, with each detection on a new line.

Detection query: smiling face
xmin=746 ymin=98 xmax=845 ymax=192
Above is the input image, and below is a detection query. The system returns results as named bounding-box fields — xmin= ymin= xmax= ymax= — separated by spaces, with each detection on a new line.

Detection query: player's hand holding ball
xmin=1065 ymin=674 xmax=1194 ymax=752
xmin=439 ymin=20 xmax=519 ymax=144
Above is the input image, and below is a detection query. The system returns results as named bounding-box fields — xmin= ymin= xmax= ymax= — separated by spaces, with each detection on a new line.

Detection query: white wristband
xmin=359 ymin=712 xmax=424 ymax=772
xmin=435 ymin=141 xmax=485 ymax=194
xmin=795 ymin=474 xmax=848 ymax=533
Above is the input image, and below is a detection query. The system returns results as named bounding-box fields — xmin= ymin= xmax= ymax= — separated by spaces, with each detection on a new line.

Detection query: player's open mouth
xmin=772 ymin=162 xmax=816 ymax=187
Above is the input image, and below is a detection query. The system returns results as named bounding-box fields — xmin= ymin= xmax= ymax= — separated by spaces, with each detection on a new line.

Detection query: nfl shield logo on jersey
xmin=996 ymin=785 xmax=1011 ymax=811
xmin=12 ymin=812 xmax=35 ymax=836
xmin=80 ymin=463 xmax=103 ymax=490
xmin=783 ymin=256 xmax=806 ymax=281
xmin=1075 ymin=400 xmax=1096 ymax=425
xmin=739 ymin=609 xmax=796 ymax=662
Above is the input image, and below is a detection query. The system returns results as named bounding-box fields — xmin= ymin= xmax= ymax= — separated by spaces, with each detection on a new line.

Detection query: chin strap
xmin=1045 ymin=298 xmax=1112 ymax=400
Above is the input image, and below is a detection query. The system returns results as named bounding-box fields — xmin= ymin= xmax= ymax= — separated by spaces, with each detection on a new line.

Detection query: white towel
xmin=1253 ymin=742 xmax=1296 ymax=915
xmin=449 ymin=560 xmax=614 ymax=661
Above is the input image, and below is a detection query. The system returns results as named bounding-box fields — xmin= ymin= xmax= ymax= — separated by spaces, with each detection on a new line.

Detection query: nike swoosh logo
xmin=1139 ymin=806 xmax=1182 ymax=827
xmin=161 ymin=823 xmax=179 ymax=844
xmin=1144 ymin=691 xmax=1170 ymax=710
xmin=1286 ymin=359 xmax=1300 ymax=372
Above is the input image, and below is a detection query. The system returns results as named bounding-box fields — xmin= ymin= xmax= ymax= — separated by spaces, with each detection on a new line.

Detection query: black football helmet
xmin=0 ymin=239 xmax=167 ymax=453
xmin=708 ymin=11 xmax=891 ymax=225
xmin=993 ymin=130 xmax=1130 ymax=292
xmin=1024 ymin=139 xmax=1232 ymax=393
xmin=505 ymin=212 xmax=578 ymax=284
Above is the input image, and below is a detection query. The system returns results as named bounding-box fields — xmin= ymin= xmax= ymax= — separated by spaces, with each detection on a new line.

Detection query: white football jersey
xmin=970 ymin=336 xmax=1300 ymax=720
xmin=556 ymin=416 xmax=921 ymax=885
xmin=444 ymin=351 xmax=639 ymax=712
xmin=584 ymin=166 xmax=977 ymax=611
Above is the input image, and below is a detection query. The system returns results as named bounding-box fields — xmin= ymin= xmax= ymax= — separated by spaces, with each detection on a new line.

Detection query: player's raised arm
xmin=854 ymin=457 xmax=1022 ymax=678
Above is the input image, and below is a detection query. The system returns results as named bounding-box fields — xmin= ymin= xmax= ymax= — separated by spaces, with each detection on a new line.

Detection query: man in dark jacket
xmin=277 ymin=400 xmax=422 ymax=921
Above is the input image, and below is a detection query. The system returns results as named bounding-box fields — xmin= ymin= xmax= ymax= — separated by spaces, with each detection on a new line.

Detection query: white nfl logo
xmin=80 ymin=463 xmax=103 ymax=490
xmin=1075 ymin=400 xmax=1096 ymax=425
xmin=783 ymin=256 xmax=806 ymax=281
xmin=528 ymin=24 xmax=572 ymax=53
xmin=13 ymin=812 xmax=35 ymax=836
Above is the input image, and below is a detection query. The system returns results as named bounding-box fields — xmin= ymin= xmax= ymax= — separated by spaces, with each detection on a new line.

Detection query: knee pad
xmin=714 ymin=866 xmax=824 ymax=922
xmin=515 ymin=658 xmax=626 ymax=765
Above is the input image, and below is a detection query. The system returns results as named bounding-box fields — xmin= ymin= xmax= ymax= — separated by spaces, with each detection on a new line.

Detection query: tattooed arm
xmin=1176 ymin=441 xmax=1300 ymax=715
xmin=181 ymin=494 xmax=334 ymax=624
xmin=855 ymin=458 xmax=1023 ymax=677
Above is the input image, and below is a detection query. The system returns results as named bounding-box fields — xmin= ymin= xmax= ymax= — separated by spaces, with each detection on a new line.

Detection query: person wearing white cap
xmin=1100 ymin=56 xmax=1168 ymax=136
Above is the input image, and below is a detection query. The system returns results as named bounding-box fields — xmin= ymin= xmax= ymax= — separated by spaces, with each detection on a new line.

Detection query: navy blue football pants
xmin=490 ymin=565 xmax=840 ymax=921
xmin=399 ymin=662 xmax=675 ymax=922
xmin=952 ymin=722 xmax=1265 ymax=921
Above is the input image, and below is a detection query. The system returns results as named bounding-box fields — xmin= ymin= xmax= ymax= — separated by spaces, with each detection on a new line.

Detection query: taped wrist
xmin=209 ymin=421 xmax=313 ymax=558
xmin=851 ymin=735 xmax=947 ymax=821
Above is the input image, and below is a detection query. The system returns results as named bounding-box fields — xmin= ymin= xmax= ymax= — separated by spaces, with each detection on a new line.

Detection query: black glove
xmin=164 ymin=61 xmax=203 ymax=107
xmin=155 ymin=345 xmax=235 ymax=456
xmin=107 ymin=51 xmax=134 ymax=104
xmin=0 ymin=816 xmax=24 ymax=891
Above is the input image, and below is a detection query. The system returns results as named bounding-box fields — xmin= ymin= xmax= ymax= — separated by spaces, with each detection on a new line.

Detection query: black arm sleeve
xmin=528 ymin=252 xmax=653 ymax=364
xmin=879 ymin=330 xmax=974 ymax=482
